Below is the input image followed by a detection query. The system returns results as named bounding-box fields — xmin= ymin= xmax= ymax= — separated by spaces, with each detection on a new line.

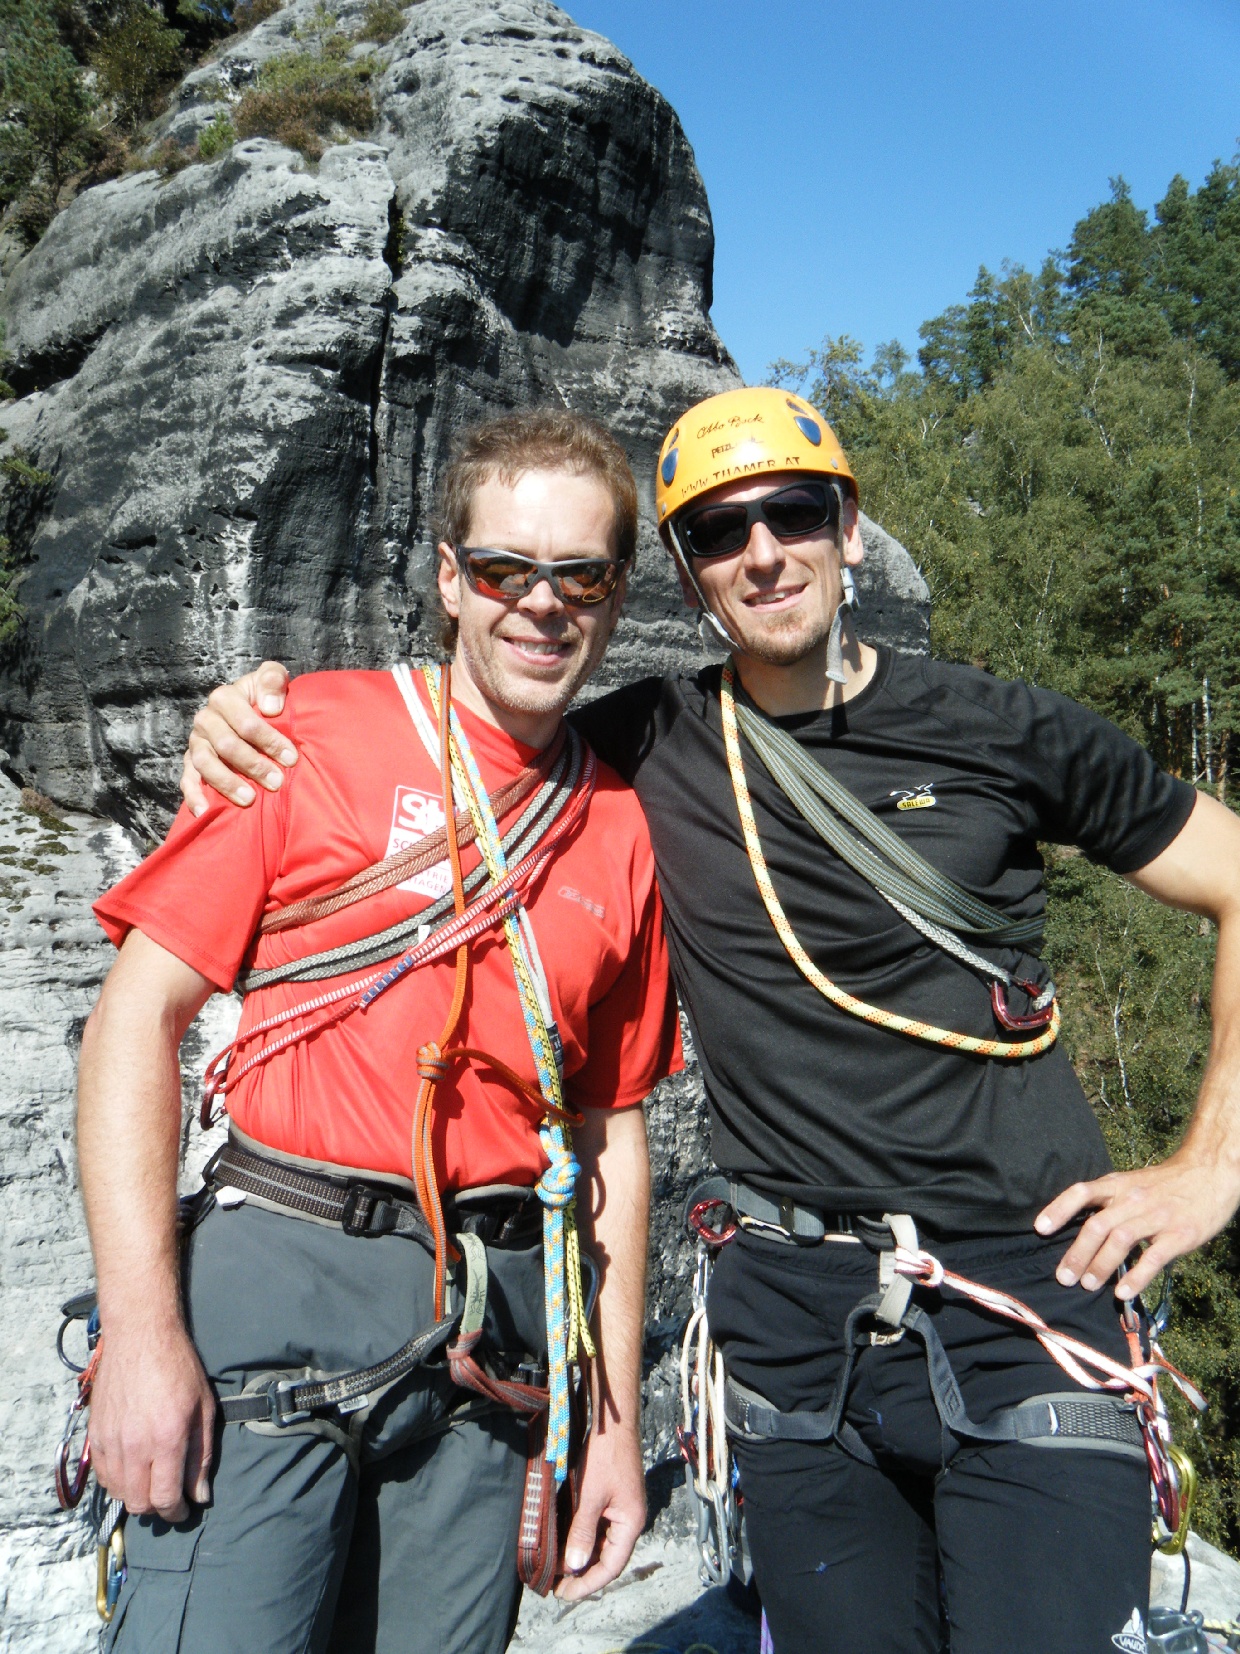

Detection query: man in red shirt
xmin=78 ymin=410 xmax=680 ymax=1653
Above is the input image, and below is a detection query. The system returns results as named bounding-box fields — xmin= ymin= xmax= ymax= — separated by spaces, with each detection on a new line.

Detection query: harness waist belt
xmin=207 ymin=1141 xmax=542 ymax=1249
xmin=688 ymin=1174 xmax=868 ymax=1243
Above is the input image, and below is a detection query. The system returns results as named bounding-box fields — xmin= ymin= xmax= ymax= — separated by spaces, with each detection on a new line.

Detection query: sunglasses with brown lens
xmin=455 ymin=547 xmax=625 ymax=606
xmin=678 ymin=481 xmax=839 ymax=560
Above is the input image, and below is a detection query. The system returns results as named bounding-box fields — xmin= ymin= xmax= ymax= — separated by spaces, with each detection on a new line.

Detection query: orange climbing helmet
xmin=655 ymin=386 xmax=857 ymax=530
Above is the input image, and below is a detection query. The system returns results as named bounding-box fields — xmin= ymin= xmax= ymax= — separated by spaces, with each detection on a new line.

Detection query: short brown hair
xmin=432 ymin=409 xmax=637 ymax=650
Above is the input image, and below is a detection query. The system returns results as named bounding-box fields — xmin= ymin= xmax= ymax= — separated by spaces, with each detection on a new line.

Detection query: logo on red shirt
xmin=386 ymin=787 xmax=451 ymax=897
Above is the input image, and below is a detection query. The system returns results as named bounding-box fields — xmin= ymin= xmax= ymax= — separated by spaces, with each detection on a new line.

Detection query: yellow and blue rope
xmin=424 ymin=667 xmax=595 ymax=1481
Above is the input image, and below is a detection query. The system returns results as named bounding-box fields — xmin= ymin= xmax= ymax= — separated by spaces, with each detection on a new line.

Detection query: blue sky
xmin=568 ymin=1 xmax=1240 ymax=384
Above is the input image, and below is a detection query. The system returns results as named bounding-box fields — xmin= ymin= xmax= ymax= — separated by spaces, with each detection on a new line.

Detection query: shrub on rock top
xmin=91 ymin=0 xmax=186 ymax=131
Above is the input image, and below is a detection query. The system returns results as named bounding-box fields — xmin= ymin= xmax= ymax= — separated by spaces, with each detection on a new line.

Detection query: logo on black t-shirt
xmin=890 ymin=784 xmax=937 ymax=812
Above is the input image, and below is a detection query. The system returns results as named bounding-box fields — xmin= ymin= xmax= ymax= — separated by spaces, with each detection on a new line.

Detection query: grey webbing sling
xmin=729 ymin=694 xmax=1053 ymax=1006
xmin=241 ymin=731 xmax=582 ymax=990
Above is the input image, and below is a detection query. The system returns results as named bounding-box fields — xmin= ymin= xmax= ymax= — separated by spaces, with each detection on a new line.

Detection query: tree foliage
xmin=780 ymin=167 xmax=1240 ymax=797
xmin=90 ymin=0 xmax=184 ymax=132
xmin=777 ymin=162 xmax=1240 ymax=1546
xmin=0 ymin=0 xmax=96 ymax=235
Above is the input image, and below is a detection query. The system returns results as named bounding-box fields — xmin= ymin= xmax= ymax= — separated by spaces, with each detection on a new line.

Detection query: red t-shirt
xmin=95 ymin=669 xmax=681 ymax=1189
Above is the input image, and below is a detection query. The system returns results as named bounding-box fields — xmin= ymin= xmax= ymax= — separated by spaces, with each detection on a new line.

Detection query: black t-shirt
xmin=569 ymin=649 xmax=1196 ymax=1234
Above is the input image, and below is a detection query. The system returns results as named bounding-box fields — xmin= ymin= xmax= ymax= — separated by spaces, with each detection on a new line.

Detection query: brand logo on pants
xmin=1111 ymin=1608 xmax=1147 ymax=1653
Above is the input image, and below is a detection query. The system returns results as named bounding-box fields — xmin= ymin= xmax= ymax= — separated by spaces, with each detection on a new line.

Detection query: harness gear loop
xmin=719 ymin=661 xmax=1061 ymax=1058
xmin=677 ymin=1199 xmax=743 ymax=1588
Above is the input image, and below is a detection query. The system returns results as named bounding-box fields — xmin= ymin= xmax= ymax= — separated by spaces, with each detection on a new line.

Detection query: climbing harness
xmin=675 ymin=1178 xmax=1205 ymax=1646
xmin=719 ymin=661 xmax=1061 ymax=1057
xmin=687 ymin=1189 xmax=1202 ymax=1556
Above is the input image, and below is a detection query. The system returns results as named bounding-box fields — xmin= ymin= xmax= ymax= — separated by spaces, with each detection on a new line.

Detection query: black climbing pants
xmin=105 ymin=1196 xmax=547 ymax=1654
xmin=707 ymin=1226 xmax=1152 ymax=1654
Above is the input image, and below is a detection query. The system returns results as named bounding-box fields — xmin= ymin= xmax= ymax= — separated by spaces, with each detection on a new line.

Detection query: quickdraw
xmin=677 ymin=1199 xmax=742 ymax=1587
xmin=54 ymin=1293 xmax=126 ymax=1623
xmin=54 ymin=1302 xmax=101 ymax=1511
xmin=888 ymin=1238 xmax=1203 ymax=1555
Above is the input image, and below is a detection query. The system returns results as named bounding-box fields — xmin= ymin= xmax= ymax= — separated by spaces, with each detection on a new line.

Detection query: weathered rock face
xmin=0 ymin=0 xmax=740 ymax=835
xmin=0 ymin=1 xmax=933 ymax=1645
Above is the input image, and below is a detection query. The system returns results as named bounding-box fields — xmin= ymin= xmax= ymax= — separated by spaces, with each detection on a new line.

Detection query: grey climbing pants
xmin=104 ymin=1194 xmax=548 ymax=1654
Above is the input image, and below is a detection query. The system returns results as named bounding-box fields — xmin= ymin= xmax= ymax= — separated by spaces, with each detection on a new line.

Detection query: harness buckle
xmin=340 ymin=1186 xmax=376 ymax=1237
xmin=266 ymin=1378 xmax=312 ymax=1427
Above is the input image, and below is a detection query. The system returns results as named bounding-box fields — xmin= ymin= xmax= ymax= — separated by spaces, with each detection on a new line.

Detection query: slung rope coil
xmin=241 ymin=746 xmax=578 ymax=991
xmin=728 ymin=692 xmax=1042 ymax=945
xmin=259 ymin=728 xmax=566 ymax=936
xmin=719 ymin=662 xmax=1060 ymax=1059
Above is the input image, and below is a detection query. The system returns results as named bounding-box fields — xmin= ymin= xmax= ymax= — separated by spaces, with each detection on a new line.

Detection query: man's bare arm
xmin=1036 ymin=791 xmax=1240 ymax=1298
xmin=78 ymin=931 xmax=218 ymax=1519
xmin=556 ymin=1101 xmax=650 ymax=1601
xmin=181 ymin=662 xmax=297 ymax=816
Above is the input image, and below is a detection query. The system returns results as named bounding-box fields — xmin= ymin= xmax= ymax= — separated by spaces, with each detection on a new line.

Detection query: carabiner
xmin=96 ymin=1524 xmax=126 ymax=1622
xmin=687 ymin=1197 xmax=737 ymax=1250
xmin=54 ymin=1403 xmax=92 ymax=1510
xmin=990 ymin=980 xmax=1056 ymax=1033
xmin=1154 ymin=1444 xmax=1197 ymax=1556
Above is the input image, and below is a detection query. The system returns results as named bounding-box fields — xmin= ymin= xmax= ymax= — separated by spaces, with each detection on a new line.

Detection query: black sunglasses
xmin=677 ymin=481 xmax=839 ymax=560
xmin=455 ymin=546 xmax=624 ymax=606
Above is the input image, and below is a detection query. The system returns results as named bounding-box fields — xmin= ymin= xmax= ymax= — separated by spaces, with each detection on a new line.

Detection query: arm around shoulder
xmin=181 ymin=660 xmax=298 ymax=815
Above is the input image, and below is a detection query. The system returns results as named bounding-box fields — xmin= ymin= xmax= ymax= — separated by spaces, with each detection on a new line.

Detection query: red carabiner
xmin=54 ymin=1409 xmax=92 ymax=1510
xmin=687 ymin=1198 xmax=737 ymax=1249
xmin=990 ymin=981 xmax=1056 ymax=1033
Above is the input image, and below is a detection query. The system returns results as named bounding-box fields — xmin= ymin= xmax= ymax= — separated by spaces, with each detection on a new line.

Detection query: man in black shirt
xmin=182 ymin=389 xmax=1240 ymax=1654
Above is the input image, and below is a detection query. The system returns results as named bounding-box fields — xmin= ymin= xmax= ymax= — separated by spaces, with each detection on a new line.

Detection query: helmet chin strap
xmin=825 ymin=483 xmax=858 ymax=684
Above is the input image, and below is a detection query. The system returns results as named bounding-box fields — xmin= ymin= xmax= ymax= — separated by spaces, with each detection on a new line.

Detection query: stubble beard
xmin=730 ymin=603 xmax=835 ymax=668
xmin=457 ymin=618 xmax=609 ymax=721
